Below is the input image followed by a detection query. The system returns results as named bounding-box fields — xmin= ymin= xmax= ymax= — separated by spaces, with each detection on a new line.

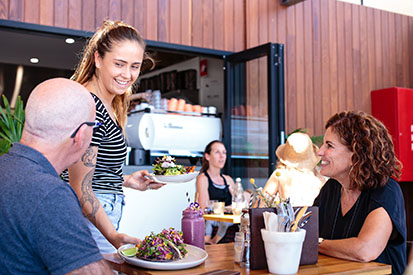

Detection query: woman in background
xmin=197 ymin=140 xmax=235 ymax=244
xmin=314 ymin=111 xmax=406 ymax=274
xmin=64 ymin=20 xmax=163 ymax=254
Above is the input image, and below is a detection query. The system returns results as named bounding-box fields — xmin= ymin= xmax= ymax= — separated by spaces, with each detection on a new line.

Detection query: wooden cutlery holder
xmin=249 ymin=206 xmax=319 ymax=270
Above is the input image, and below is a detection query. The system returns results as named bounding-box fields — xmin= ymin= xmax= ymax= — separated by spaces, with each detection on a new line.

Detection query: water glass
xmin=213 ymin=201 xmax=225 ymax=215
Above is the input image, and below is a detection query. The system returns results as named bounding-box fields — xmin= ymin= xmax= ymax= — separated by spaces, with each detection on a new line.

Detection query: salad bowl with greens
xmin=152 ymin=156 xmax=187 ymax=175
xmin=150 ymin=156 xmax=198 ymax=183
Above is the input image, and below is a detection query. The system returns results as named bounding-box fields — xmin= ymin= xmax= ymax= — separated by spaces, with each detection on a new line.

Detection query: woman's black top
xmin=313 ymin=178 xmax=406 ymax=275
xmin=205 ymin=171 xmax=232 ymax=206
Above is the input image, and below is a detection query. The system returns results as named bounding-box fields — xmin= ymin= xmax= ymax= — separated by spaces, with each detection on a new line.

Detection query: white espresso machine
xmin=125 ymin=110 xmax=222 ymax=165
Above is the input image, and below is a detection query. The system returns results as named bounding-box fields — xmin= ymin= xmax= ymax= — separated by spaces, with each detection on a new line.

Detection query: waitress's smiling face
xmin=318 ymin=127 xmax=353 ymax=183
xmin=95 ymin=39 xmax=144 ymax=96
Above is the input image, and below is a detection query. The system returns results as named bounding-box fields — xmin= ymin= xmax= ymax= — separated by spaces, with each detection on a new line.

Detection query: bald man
xmin=0 ymin=78 xmax=112 ymax=274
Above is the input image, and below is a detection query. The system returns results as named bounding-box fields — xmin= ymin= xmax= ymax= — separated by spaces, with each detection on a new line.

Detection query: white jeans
xmin=87 ymin=193 xmax=125 ymax=254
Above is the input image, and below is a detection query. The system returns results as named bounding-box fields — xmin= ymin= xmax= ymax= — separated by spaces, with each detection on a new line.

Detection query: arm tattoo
xmin=80 ymin=168 xmax=100 ymax=225
xmin=81 ymin=147 xmax=96 ymax=167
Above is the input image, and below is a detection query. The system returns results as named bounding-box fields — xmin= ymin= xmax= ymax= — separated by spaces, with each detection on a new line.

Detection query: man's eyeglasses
xmin=71 ymin=121 xmax=102 ymax=138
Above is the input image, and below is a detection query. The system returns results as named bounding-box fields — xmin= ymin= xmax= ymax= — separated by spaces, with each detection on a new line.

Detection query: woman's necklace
xmin=330 ymin=189 xmax=361 ymax=239
xmin=208 ymin=170 xmax=224 ymax=186
xmin=92 ymin=80 xmax=117 ymax=123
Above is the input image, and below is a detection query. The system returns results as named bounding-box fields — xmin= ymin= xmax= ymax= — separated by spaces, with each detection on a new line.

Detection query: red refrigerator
xmin=371 ymin=87 xmax=413 ymax=182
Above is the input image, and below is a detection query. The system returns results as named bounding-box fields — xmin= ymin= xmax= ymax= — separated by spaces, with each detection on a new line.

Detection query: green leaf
xmin=3 ymin=95 xmax=11 ymax=115
xmin=311 ymin=135 xmax=324 ymax=148
xmin=0 ymin=139 xmax=11 ymax=156
xmin=7 ymin=115 xmax=17 ymax=140
xmin=14 ymin=97 xmax=25 ymax=137
xmin=0 ymin=106 xmax=10 ymax=129
xmin=0 ymin=127 xmax=12 ymax=139
xmin=0 ymin=95 xmax=25 ymax=153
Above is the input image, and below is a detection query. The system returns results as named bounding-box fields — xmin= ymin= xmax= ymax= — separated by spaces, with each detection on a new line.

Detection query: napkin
xmin=263 ymin=211 xmax=278 ymax=232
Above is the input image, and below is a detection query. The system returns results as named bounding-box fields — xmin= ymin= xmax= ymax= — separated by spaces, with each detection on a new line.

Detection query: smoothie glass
xmin=181 ymin=209 xmax=205 ymax=249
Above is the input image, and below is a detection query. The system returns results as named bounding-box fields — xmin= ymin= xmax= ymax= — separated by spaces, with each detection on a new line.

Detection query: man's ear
xmin=71 ymin=124 xmax=87 ymax=148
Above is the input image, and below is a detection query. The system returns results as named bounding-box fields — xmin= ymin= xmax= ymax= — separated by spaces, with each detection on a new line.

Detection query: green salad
xmin=152 ymin=156 xmax=187 ymax=176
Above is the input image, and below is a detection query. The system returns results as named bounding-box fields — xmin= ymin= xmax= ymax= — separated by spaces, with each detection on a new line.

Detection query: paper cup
xmin=184 ymin=103 xmax=193 ymax=112
xmin=168 ymin=98 xmax=178 ymax=111
xmin=261 ymin=229 xmax=306 ymax=275
xmin=208 ymin=106 xmax=217 ymax=115
xmin=177 ymin=99 xmax=186 ymax=111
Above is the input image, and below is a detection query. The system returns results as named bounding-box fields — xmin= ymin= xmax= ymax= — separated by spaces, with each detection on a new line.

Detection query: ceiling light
xmin=30 ymin=57 xmax=39 ymax=64
xmin=65 ymin=38 xmax=75 ymax=44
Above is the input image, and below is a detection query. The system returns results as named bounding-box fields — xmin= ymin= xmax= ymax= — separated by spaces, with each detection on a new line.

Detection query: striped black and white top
xmin=62 ymin=93 xmax=127 ymax=194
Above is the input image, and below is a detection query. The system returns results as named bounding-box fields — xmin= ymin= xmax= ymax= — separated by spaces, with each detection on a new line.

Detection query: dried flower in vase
xmin=249 ymin=178 xmax=281 ymax=208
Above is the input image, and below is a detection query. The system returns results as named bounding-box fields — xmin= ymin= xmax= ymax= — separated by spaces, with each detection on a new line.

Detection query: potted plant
xmin=0 ymin=95 xmax=25 ymax=155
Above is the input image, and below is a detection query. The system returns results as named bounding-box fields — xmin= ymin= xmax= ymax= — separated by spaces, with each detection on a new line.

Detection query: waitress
xmin=63 ymin=20 xmax=164 ymax=254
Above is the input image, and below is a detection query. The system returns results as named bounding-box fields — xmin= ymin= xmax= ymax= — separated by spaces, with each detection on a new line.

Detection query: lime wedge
xmin=121 ymin=247 xmax=137 ymax=257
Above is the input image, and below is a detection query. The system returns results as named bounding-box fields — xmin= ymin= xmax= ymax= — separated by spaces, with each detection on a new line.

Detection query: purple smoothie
xmin=181 ymin=208 xmax=205 ymax=249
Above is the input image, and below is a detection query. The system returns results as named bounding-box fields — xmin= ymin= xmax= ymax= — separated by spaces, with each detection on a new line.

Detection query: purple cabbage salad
xmin=136 ymin=228 xmax=188 ymax=261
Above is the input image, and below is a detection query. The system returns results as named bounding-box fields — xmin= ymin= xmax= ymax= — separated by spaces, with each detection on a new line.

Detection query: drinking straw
xmin=248 ymin=191 xmax=254 ymax=208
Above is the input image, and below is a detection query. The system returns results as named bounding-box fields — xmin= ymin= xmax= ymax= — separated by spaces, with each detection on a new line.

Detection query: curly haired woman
xmin=313 ymin=111 xmax=406 ymax=275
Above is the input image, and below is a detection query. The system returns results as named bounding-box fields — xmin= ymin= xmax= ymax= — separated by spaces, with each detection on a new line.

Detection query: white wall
xmin=118 ymin=179 xmax=196 ymax=239
xmin=338 ymin=0 xmax=413 ymax=17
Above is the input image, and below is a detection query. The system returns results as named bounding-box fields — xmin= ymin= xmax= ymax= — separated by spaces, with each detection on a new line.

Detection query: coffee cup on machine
xmin=208 ymin=106 xmax=217 ymax=116
xmin=177 ymin=99 xmax=186 ymax=111
xmin=168 ymin=98 xmax=178 ymax=111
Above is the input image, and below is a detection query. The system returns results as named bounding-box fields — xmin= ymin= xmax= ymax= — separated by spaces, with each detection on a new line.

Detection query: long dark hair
xmin=326 ymin=111 xmax=401 ymax=190
xmin=200 ymin=140 xmax=225 ymax=173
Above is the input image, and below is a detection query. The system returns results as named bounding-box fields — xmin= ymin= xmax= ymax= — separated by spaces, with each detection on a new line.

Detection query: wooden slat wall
xmin=0 ymin=0 xmax=245 ymax=49
xmin=245 ymin=0 xmax=413 ymax=135
xmin=0 ymin=0 xmax=412 ymax=135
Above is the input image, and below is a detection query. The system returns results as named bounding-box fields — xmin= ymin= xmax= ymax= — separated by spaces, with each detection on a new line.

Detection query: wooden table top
xmin=104 ymin=243 xmax=391 ymax=275
xmin=203 ymin=214 xmax=241 ymax=224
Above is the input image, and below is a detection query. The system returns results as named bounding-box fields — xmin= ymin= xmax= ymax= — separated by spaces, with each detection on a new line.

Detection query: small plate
xmin=150 ymin=172 xmax=199 ymax=184
xmin=118 ymin=244 xmax=208 ymax=270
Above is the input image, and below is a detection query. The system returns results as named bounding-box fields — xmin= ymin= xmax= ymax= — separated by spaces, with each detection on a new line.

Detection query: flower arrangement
xmin=187 ymin=202 xmax=202 ymax=212
xmin=249 ymin=177 xmax=282 ymax=208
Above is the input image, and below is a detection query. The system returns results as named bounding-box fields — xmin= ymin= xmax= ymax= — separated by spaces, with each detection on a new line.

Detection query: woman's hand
xmin=123 ymin=170 xmax=165 ymax=191
xmin=109 ymin=231 xmax=141 ymax=249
